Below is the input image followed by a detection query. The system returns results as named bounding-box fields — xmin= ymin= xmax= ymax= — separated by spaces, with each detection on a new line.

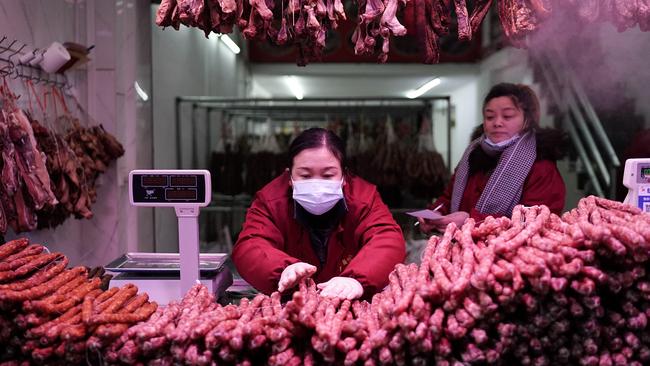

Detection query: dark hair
xmin=288 ymin=128 xmax=347 ymax=169
xmin=483 ymin=83 xmax=541 ymax=131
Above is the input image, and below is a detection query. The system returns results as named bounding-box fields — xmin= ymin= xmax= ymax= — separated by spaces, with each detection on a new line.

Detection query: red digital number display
xmin=165 ymin=189 xmax=197 ymax=200
xmin=142 ymin=176 xmax=167 ymax=187
xmin=170 ymin=176 xmax=197 ymax=187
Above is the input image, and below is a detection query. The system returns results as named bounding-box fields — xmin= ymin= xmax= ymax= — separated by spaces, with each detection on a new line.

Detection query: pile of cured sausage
xmin=2 ymin=195 xmax=650 ymax=365
xmin=0 ymin=239 xmax=156 ymax=365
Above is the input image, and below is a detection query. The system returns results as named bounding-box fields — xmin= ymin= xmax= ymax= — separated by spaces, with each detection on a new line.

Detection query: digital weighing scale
xmin=622 ymin=158 xmax=650 ymax=212
xmin=106 ymin=170 xmax=233 ymax=304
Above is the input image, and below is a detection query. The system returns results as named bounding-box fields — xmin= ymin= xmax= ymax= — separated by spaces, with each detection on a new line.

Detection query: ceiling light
xmin=406 ymin=77 xmax=441 ymax=99
xmin=134 ymin=81 xmax=148 ymax=101
xmin=285 ymin=76 xmax=304 ymax=100
xmin=220 ymin=34 xmax=241 ymax=54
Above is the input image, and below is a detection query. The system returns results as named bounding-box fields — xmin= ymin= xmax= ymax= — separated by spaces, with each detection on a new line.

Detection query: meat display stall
xmin=2 ymin=196 xmax=650 ymax=365
xmin=2 ymin=0 xmax=650 ymax=365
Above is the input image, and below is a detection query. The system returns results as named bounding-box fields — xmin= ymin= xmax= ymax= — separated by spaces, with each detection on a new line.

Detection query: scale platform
xmin=106 ymin=251 xmax=232 ymax=304
xmin=109 ymin=268 xmax=233 ymax=305
xmin=106 ymin=252 xmax=228 ymax=274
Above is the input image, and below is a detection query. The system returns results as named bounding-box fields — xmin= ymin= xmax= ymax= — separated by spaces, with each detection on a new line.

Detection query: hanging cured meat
xmin=156 ymin=0 xmax=650 ymax=64
xmin=0 ymin=83 xmax=124 ymax=233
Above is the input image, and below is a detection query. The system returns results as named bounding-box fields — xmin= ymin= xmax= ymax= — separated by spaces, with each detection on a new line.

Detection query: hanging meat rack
xmin=0 ymin=36 xmax=69 ymax=88
xmin=175 ymin=97 xmax=453 ymax=174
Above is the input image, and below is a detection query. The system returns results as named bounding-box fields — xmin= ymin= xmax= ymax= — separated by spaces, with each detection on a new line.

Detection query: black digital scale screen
xmin=132 ymin=173 xmax=206 ymax=203
xmin=639 ymin=164 xmax=650 ymax=184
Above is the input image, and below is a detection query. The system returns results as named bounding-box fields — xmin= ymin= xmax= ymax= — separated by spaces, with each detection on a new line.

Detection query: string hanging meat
xmin=156 ymin=0 xmax=650 ymax=64
xmin=0 ymin=83 xmax=124 ymax=233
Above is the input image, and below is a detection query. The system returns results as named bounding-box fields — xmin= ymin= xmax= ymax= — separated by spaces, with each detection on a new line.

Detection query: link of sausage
xmin=46 ymin=278 xmax=102 ymax=314
xmin=89 ymin=298 xmax=157 ymax=325
xmin=0 ymin=238 xmax=29 ymax=260
xmin=0 ymin=245 xmax=44 ymax=270
xmin=98 ymin=284 xmax=138 ymax=315
xmin=14 ymin=253 xmax=64 ymax=277
xmin=0 ymin=258 xmax=68 ymax=291
xmin=0 ymin=267 xmax=86 ymax=302
xmin=25 ymin=275 xmax=87 ymax=312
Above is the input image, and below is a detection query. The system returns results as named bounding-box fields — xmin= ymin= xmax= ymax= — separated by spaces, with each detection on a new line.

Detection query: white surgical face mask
xmin=485 ymin=133 xmax=521 ymax=148
xmin=292 ymin=178 xmax=344 ymax=215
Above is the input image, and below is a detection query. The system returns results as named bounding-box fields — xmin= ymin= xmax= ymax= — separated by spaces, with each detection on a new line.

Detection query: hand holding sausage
xmin=278 ymin=262 xmax=317 ymax=292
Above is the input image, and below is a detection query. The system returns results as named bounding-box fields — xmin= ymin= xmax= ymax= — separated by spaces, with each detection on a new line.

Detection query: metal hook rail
xmin=0 ymin=35 xmax=70 ymax=88
xmin=174 ymin=96 xmax=453 ymax=173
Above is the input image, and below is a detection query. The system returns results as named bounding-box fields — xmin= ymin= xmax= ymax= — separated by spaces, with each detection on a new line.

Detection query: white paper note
xmin=406 ymin=209 xmax=444 ymax=221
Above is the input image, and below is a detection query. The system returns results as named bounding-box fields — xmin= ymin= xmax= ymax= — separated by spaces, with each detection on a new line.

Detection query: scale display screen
xmin=165 ymin=189 xmax=197 ymax=200
xmin=142 ymin=176 xmax=168 ymax=187
xmin=130 ymin=170 xmax=210 ymax=206
xmin=171 ymin=176 xmax=197 ymax=187
xmin=638 ymin=164 xmax=650 ymax=184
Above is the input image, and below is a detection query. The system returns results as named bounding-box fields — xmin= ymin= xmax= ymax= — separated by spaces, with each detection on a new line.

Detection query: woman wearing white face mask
xmin=419 ymin=83 xmax=568 ymax=233
xmin=232 ymin=128 xmax=405 ymax=300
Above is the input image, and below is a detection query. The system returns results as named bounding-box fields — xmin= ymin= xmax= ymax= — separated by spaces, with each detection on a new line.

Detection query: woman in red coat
xmin=232 ymin=128 xmax=405 ymax=300
xmin=420 ymin=83 xmax=567 ymax=232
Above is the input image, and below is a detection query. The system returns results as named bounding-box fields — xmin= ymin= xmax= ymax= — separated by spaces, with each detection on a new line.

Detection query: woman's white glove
xmin=278 ymin=262 xmax=317 ymax=292
xmin=317 ymin=277 xmax=363 ymax=300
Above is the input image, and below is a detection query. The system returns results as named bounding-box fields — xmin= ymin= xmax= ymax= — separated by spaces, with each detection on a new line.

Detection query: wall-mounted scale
xmin=106 ymin=170 xmax=232 ymax=304
xmin=623 ymin=159 xmax=650 ymax=213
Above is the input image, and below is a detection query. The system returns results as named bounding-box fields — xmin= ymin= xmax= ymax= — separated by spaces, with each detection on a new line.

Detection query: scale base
xmin=109 ymin=268 xmax=233 ymax=305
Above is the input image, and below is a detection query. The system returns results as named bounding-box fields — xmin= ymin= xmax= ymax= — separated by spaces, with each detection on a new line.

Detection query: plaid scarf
xmin=450 ymin=131 xmax=537 ymax=217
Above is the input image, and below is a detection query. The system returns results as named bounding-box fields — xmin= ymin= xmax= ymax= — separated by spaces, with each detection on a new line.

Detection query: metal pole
xmin=565 ymin=91 xmax=610 ymax=187
xmin=551 ymin=48 xmax=620 ymax=168
xmin=542 ymin=51 xmax=614 ymax=185
xmin=535 ymin=55 xmax=607 ymax=196
xmin=192 ymin=103 xmax=198 ymax=169
xmin=175 ymin=97 xmax=182 ymax=169
xmin=609 ymin=167 xmax=618 ymax=200
xmin=446 ymin=98 xmax=452 ymax=173
xmin=175 ymin=207 xmax=200 ymax=297
xmin=206 ymin=107 xmax=213 ymax=167
xmin=569 ymin=75 xmax=620 ymax=167
xmin=567 ymin=119 xmax=605 ymax=197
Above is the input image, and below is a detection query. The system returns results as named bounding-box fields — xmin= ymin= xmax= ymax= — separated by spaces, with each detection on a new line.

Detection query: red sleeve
xmin=428 ymin=173 xmax=455 ymax=215
xmin=340 ymin=189 xmax=405 ymax=296
xmin=520 ymin=160 xmax=566 ymax=215
xmin=231 ymin=193 xmax=299 ymax=295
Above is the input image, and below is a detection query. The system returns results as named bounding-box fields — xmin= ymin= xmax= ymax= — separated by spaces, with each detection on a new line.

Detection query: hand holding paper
xmin=409 ymin=202 xmax=468 ymax=234
xmin=406 ymin=209 xmax=444 ymax=221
